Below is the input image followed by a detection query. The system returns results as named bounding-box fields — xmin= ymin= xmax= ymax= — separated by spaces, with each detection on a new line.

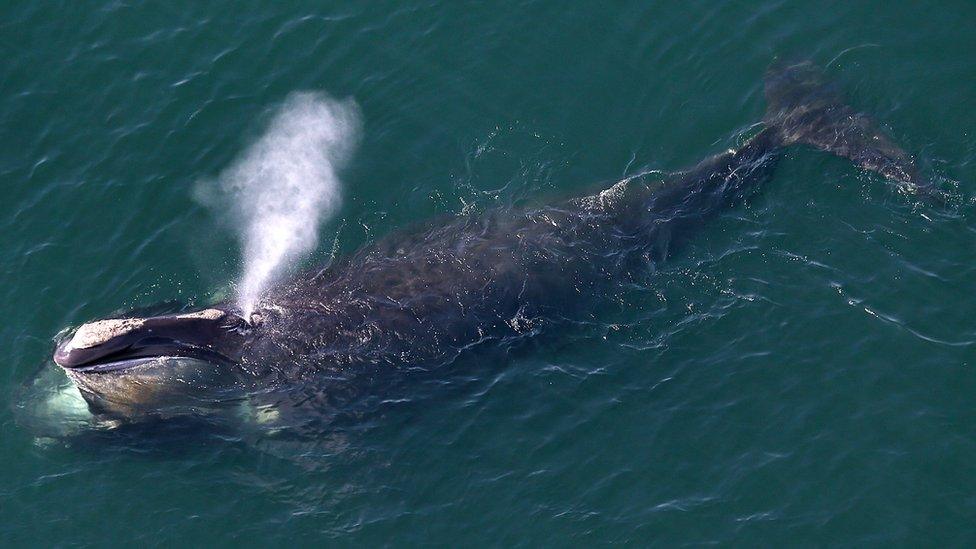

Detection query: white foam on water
xmin=200 ymin=92 xmax=361 ymax=318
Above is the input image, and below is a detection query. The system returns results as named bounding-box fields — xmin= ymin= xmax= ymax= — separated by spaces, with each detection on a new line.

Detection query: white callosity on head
xmin=65 ymin=309 xmax=224 ymax=352
xmin=200 ymin=92 xmax=361 ymax=319
xmin=67 ymin=318 xmax=146 ymax=350
xmin=175 ymin=308 xmax=224 ymax=321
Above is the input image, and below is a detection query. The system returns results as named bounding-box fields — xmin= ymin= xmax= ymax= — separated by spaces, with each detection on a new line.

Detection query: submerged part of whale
xmin=52 ymin=62 xmax=936 ymax=418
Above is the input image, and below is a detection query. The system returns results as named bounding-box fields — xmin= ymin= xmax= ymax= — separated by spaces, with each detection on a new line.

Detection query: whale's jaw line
xmin=67 ymin=356 xmax=171 ymax=373
xmin=63 ymin=353 xmax=231 ymax=374
xmin=54 ymin=338 xmax=234 ymax=372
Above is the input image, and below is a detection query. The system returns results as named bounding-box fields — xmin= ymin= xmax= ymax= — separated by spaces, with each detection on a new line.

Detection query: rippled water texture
xmin=3 ymin=1 xmax=976 ymax=545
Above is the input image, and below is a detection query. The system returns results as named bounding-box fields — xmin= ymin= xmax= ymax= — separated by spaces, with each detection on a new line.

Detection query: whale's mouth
xmin=53 ymin=308 xmax=245 ymax=374
xmin=57 ymin=342 xmax=233 ymax=373
xmin=51 ymin=308 xmax=250 ymax=415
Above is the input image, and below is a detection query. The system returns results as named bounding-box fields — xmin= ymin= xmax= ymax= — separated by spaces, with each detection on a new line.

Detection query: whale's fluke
xmin=763 ymin=61 xmax=928 ymax=194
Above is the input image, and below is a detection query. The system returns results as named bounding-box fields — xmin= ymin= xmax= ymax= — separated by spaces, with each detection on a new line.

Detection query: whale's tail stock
xmin=763 ymin=60 xmax=942 ymax=198
xmin=650 ymin=60 xmax=943 ymax=221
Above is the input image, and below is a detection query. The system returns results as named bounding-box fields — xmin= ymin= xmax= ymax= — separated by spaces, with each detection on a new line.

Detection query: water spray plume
xmin=201 ymin=92 xmax=361 ymax=319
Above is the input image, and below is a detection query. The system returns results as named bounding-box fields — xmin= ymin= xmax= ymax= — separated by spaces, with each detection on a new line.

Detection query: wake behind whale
xmin=44 ymin=61 xmax=944 ymax=424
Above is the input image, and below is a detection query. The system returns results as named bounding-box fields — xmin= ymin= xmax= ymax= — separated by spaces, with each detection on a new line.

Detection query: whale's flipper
xmin=764 ymin=61 xmax=928 ymax=194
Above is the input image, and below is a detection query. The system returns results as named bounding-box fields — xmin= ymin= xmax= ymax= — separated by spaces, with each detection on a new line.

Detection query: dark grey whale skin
xmin=250 ymin=131 xmax=778 ymax=379
xmin=54 ymin=62 xmax=932 ymax=415
xmin=244 ymin=62 xmax=927 ymax=377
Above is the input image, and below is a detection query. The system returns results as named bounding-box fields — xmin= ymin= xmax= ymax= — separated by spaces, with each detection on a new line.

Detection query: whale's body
xmin=52 ymin=62 xmax=936 ymax=419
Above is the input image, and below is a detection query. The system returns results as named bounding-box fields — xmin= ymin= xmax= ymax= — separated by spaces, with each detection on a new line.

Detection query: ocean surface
xmin=3 ymin=1 xmax=976 ymax=545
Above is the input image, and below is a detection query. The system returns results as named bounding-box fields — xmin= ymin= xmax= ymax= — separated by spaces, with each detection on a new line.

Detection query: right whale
xmin=49 ymin=61 xmax=940 ymax=420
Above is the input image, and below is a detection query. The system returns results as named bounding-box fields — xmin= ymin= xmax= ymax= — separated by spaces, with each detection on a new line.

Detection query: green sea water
xmin=3 ymin=1 xmax=976 ymax=545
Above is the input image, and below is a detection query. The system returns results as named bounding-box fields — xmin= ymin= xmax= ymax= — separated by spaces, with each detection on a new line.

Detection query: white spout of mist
xmin=202 ymin=92 xmax=361 ymax=319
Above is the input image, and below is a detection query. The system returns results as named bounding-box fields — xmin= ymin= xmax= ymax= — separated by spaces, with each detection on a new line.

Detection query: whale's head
xmin=53 ymin=307 xmax=254 ymax=416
